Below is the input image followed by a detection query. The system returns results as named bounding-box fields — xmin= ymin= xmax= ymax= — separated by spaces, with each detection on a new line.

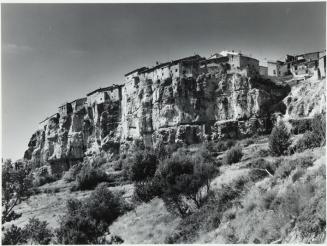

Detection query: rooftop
xmin=140 ymin=55 xmax=203 ymax=74
xmin=86 ymin=84 xmax=124 ymax=97
xmin=124 ymin=67 xmax=148 ymax=77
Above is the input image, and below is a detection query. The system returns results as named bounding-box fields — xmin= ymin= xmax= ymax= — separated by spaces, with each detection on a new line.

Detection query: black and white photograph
xmin=1 ymin=1 xmax=326 ymax=244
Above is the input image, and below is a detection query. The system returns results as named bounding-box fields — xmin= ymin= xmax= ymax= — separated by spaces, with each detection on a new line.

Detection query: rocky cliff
xmin=284 ymin=77 xmax=326 ymax=118
xmin=24 ymin=65 xmax=290 ymax=173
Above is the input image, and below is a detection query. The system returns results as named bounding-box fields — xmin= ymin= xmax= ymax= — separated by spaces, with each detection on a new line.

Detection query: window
xmin=273 ymin=70 xmax=276 ymax=75
xmin=175 ymin=69 xmax=178 ymax=72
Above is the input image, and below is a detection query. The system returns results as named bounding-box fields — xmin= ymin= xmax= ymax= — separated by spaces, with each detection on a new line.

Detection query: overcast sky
xmin=2 ymin=2 xmax=326 ymax=160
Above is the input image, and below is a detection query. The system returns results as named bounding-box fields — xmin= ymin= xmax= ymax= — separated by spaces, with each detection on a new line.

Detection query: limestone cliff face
xmin=24 ymin=67 xmax=290 ymax=169
xmin=284 ymin=78 xmax=326 ymax=118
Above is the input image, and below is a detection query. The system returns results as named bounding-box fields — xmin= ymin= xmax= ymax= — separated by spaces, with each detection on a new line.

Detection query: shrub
xmin=56 ymin=183 xmax=127 ymax=244
xmin=259 ymin=149 xmax=269 ymax=157
xmin=296 ymin=183 xmax=326 ymax=238
xmin=166 ymin=176 xmax=247 ymax=243
xmin=294 ymin=131 xmax=320 ymax=152
xmin=156 ymin=150 xmax=216 ymax=216
xmin=248 ymin=158 xmax=278 ymax=181
xmin=226 ymin=139 xmax=236 ymax=149
xmin=213 ymin=139 xmax=236 ymax=152
xmin=133 ymin=177 xmax=162 ymax=203
xmin=86 ymin=183 xmax=125 ymax=224
xmin=128 ymin=150 xmax=158 ymax=183
xmin=2 ymin=160 xmax=33 ymax=224
xmin=269 ymin=121 xmax=291 ymax=156
xmin=244 ymin=139 xmax=255 ymax=147
xmin=76 ymin=164 xmax=109 ymax=190
xmin=258 ymin=190 xmax=278 ymax=210
xmin=223 ymin=145 xmax=243 ymax=165
xmin=274 ymin=157 xmax=313 ymax=180
xmin=63 ymin=163 xmax=83 ymax=182
xmin=24 ymin=217 xmax=53 ymax=244
xmin=33 ymin=166 xmax=56 ymax=187
xmin=289 ymin=118 xmax=313 ymax=135
xmin=112 ymin=159 xmax=123 ymax=171
xmin=90 ymin=155 xmax=107 ymax=168
xmin=56 ymin=201 xmax=107 ymax=244
xmin=293 ymin=113 xmax=326 ymax=152
xmin=312 ymin=112 xmax=326 ymax=146
xmin=291 ymin=168 xmax=306 ymax=183
xmin=2 ymin=225 xmax=27 ymax=245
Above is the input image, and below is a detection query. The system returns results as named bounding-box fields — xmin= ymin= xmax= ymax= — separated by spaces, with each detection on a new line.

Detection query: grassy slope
xmin=6 ymin=179 xmax=133 ymax=230
xmin=6 ymin=134 xmax=325 ymax=244
xmin=109 ymin=198 xmax=181 ymax=243
xmin=195 ymin=146 xmax=325 ymax=244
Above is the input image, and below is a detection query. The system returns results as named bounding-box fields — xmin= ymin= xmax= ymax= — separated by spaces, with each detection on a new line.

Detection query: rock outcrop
xmin=284 ymin=78 xmax=326 ymax=118
xmin=24 ymin=63 xmax=290 ymax=174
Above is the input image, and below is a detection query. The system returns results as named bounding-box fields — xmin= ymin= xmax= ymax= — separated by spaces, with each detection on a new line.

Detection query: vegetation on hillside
xmin=2 ymin=112 xmax=326 ymax=244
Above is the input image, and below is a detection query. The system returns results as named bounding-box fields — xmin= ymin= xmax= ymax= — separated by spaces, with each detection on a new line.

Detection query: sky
xmin=1 ymin=2 xmax=326 ymax=161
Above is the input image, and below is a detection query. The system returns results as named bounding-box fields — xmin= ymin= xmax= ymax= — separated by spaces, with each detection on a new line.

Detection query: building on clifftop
xmin=201 ymin=50 xmax=259 ymax=74
xmin=86 ymin=84 xmax=123 ymax=106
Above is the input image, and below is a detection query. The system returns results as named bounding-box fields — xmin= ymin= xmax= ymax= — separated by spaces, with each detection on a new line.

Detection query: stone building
xmin=286 ymin=51 xmax=321 ymax=78
xmin=201 ymin=51 xmax=259 ymax=74
xmin=58 ymin=103 xmax=73 ymax=116
xmin=71 ymin=97 xmax=87 ymax=113
xmin=86 ymin=84 xmax=123 ymax=106
xmin=259 ymin=65 xmax=268 ymax=76
xmin=267 ymin=60 xmax=288 ymax=77
xmin=38 ymin=113 xmax=57 ymax=130
xmin=140 ymin=55 xmax=204 ymax=82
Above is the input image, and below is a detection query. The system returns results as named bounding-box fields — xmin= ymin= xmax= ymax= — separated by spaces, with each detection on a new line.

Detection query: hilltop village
xmin=39 ymin=49 xmax=326 ymax=130
xmin=8 ymin=49 xmax=327 ymax=245
xmin=23 ymin=49 xmax=326 ymax=175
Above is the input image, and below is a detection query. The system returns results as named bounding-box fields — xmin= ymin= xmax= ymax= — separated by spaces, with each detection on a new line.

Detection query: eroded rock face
xmin=24 ymin=67 xmax=290 ymax=169
xmin=284 ymin=78 xmax=326 ymax=118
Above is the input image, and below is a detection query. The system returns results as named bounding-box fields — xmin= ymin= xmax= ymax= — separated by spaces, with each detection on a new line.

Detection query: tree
xmin=269 ymin=120 xmax=292 ymax=156
xmin=2 ymin=160 xmax=33 ymax=224
xmin=156 ymin=150 xmax=216 ymax=217
xmin=128 ymin=150 xmax=158 ymax=183
xmin=56 ymin=183 xmax=127 ymax=244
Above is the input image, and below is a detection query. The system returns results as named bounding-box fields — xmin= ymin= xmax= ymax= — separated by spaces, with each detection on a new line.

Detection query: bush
xmin=2 ymin=225 xmax=27 ymax=245
xmin=63 ymin=163 xmax=83 ymax=182
xmin=212 ymin=139 xmax=236 ymax=152
xmin=274 ymin=157 xmax=313 ymax=180
xmin=127 ymin=150 xmax=158 ymax=182
xmin=133 ymin=177 xmax=162 ymax=203
xmin=86 ymin=183 xmax=125 ymax=224
xmin=269 ymin=121 xmax=291 ymax=156
xmin=293 ymin=113 xmax=326 ymax=152
xmin=223 ymin=145 xmax=243 ymax=165
xmin=56 ymin=183 xmax=128 ymax=244
xmin=294 ymin=131 xmax=320 ymax=152
xmin=244 ymin=139 xmax=255 ymax=147
xmin=312 ymin=112 xmax=326 ymax=146
xmin=166 ymin=176 xmax=247 ymax=243
xmin=2 ymin=218 xmax=53 ymax=245
xmin=2 ymin=160 xmax=33 ymax=224
xmin=76 ymin=164 xmax=109 ymax=190
xmin=33 ymin=166 xmax=56 ymax=187
xmin=248 ymin=158 xmax=278 ymax=181
xmin=289 ymin=118 xmax=313 ymax=135
xmin=156 ymin=150 xmax=216 ymax=216
xmin=24 ymin=217 xmax=53 ymax=244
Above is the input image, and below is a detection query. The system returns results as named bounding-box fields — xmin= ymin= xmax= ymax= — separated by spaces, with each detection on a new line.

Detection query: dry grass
xmin=109 ymin=198 xmax=181 ymax=243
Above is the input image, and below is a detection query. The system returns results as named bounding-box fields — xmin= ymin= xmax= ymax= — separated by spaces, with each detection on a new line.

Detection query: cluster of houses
xmin=39 ymin=49 xmax=326 ymax=128
xmin=264 ymin=50 xmax=326 ymax=79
